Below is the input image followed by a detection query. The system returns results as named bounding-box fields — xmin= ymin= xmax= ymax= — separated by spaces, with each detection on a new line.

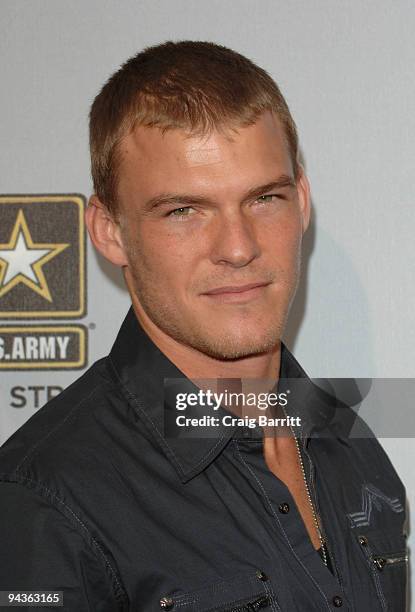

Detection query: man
xmin=0 ymin=41 xmax=407 ymax=611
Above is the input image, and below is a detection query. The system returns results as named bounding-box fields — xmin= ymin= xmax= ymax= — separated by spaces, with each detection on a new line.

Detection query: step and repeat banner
xmin=0 ymin=185 xmax=130 ymax=435
xmin=0 ymin=194 xmax=91 ymax=431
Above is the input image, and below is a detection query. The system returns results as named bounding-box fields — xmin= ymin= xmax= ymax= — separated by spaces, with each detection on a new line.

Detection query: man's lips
xmin=202 ymin=281 xmax=270 ymax=296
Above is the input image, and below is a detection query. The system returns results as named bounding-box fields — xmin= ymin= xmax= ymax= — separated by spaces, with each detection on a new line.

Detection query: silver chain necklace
xmin=292 ymin=433 xmax=328 ymax=567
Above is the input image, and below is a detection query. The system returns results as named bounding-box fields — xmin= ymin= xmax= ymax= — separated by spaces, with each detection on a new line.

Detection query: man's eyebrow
xmin=143 ymin=175 xmax=296 ymax=211
xmin=240 ymin=175 xmax=296 ymax=202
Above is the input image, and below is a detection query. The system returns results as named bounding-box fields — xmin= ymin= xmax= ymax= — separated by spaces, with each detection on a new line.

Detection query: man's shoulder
xmin=0 ymin=356 xmax=122 ymax=481
xmin=0 ymin=357 xmax=131 ymax=609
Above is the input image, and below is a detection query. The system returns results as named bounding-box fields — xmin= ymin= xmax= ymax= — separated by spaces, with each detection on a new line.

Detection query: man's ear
xmin=85 ymin=195 xmax=129 ymax=267
xmin=296 ymin=165 xmax=311 ymax=234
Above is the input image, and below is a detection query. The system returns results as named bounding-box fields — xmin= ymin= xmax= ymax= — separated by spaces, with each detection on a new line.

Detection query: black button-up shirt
xmin=0 ymin=308 xmax=408 ymax=611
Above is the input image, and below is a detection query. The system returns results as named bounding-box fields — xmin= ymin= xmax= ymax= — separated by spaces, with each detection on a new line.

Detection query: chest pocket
xmin=354 ymin=528 xmax=408 ymax=612
xmin=158 ymin=568 xmax=279 ymax=612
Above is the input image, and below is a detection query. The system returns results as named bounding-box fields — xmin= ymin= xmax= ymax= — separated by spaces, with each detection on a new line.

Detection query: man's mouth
xmin=201 ymin=281 xmax=271 ymax=303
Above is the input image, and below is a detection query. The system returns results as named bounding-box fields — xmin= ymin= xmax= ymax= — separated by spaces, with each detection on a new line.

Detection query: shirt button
xmin=332 ymin=595 xmax=343 ymax=607
xmin=159 ymin=596 xmax=174 ymax=610
xmin=278 ymin=502 xmax=290 ymax=514
xmin=255 ymin=569 xmax=268 ymax=581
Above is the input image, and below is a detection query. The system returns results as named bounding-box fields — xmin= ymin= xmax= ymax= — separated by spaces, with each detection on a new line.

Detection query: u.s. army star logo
xmin=0 ymin=195 xmax=86 ymax=318
xmin=0 ymin=210 xmax=69 ymax=301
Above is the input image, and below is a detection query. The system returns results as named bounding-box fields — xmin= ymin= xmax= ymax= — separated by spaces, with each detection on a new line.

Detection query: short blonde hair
xmin=89 ymin=40 xmax=299 ymax=214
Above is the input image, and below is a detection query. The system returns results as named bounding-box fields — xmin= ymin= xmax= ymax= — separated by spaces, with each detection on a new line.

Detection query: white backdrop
xmin=1 ymin=0 xmax=414 ymax=606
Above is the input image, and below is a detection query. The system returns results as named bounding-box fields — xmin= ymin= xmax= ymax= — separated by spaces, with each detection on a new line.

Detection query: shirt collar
xmin=108 ymin=307 xmax=352 ymax=483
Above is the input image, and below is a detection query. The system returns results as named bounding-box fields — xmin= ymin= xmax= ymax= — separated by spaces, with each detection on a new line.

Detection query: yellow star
xmin=0 ymin=209 xmax=69 ymax=302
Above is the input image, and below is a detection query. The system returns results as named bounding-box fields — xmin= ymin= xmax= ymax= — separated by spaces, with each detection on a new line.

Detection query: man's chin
xmin=188 ymin=329 xmax=281 ymax=361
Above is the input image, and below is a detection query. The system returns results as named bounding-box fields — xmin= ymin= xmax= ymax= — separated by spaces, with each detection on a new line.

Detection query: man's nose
xmin=209 ymin=209 xmax=261 ymax=268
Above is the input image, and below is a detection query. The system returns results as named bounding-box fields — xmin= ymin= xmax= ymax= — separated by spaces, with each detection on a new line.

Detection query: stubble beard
xmin=128 ymin=267 xmax=298 ymax=362
xmin=123 ymin=231 xmax=301 ymax=361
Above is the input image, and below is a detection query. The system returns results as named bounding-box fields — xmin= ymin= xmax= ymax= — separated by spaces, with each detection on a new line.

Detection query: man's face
xmin=116 ymin=110 xmax=310 ymax=360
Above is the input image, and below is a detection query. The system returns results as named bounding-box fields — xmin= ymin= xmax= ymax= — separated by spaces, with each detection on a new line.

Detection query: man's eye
xmin=168 ymin=206 xmax=195 ymax=217
xmin=255 ymin=194 xmax=280 ymax=204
